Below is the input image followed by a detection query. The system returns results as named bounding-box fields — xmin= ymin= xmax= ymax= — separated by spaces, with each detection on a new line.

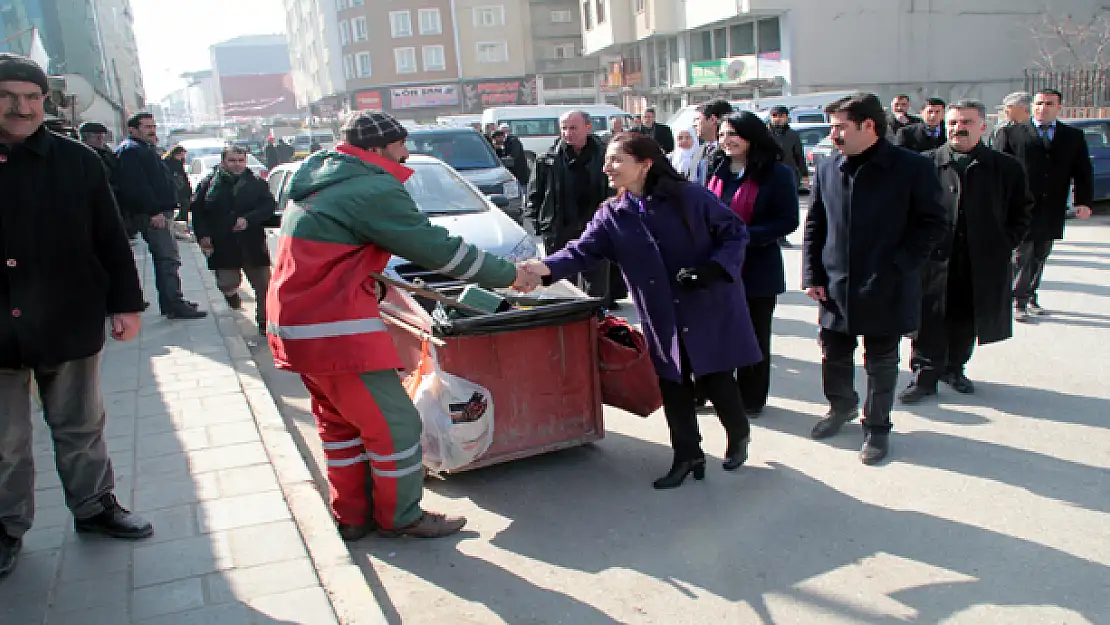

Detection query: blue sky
xmin=132 ymin=0 xmax=288 ymax=101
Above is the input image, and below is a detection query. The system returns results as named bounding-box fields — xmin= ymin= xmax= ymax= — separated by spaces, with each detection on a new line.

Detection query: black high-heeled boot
xmin=653 ymin=457 xmax=707 ymax=489
xmin=722 ymin=436 xmax=751 ymax=471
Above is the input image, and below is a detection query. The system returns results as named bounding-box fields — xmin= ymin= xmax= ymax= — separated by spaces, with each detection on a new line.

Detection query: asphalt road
xmin=237 ymin=204 xmax=1110 ymax=625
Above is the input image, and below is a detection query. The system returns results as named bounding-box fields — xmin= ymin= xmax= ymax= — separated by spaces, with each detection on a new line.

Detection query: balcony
xmin=582 ymin=0 xmax=634 ymax=56
xmin=535 ymin=56 xmax=600 ymax=74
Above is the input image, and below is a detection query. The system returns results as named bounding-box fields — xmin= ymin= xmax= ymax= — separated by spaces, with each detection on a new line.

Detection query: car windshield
xmin=406 ymin=132 xmax=498 ymax=170
xmin=405 ymin=162 xmax=489 ymax=214
xmin=797 ymin=126 xmax=831 ymax=147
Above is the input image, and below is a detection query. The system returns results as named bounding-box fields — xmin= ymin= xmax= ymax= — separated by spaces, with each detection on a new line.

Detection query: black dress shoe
xmin=722 ymin=436 xmax=750 ymax=471
xmin=860 ymin=432 xmax=890 ymax=465
xmin=898 ymin=381 xmax=937 ymax=404
xmin=338 ymin=521 xmax=376 ymax=542
xmin=746 ymin=404 xmax=763 ymax=417
xmin=166 ymin=306 xmax=208 ymax=320
xmin=810 ymin=409 xmax=859 ymax=440
xmin=940 ymin=371 xmax=975 ymax=394
xmin=75 ymin=494 xmax=154 ymax=540
xmin=0 ymin=531 xmax=20 ymax=578
xmin=224 ymin=293 xmax=243 ymax=310
xmin=653 ymin=458 xmax=706 ymax=489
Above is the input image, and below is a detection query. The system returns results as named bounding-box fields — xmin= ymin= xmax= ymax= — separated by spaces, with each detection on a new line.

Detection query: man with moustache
xmin=633 ymin=107 xmax=675 ymax=153
xmin=991 ymin=91 xmax=1033 ymax=147
xmin=803 ymin=92 xmax=947 ymax=464
xmin=886 ymin=94 xmax=923 ymax=137
xmin=895 ymin=97 xmax=947 ymax=153
xmin=690 ymin=99 xmax=734 ymax=185
xmin=994 ymin=88 xmax=1094 ymax=322
xmin=0 ymin=53 xmax=154 ymax=579
xmin=899 ymin=101 xmax=1033 ymax=403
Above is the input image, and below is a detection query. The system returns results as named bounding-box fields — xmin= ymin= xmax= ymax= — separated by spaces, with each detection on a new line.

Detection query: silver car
xmin=265 ymin=155 xmax=541 ymax=279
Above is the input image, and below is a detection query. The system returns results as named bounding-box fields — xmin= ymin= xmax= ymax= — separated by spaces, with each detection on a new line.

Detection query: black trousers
xmin=1013 ymin=239 xmax=1054 ymax=307
xmin=657 ymin=346 xmax=750 ymax=462
xmin=910 ymin=252 xmax=976 ymax=386
xmin=737 ymin=295 xmax=777 ymax=411
xmin=819 ymin=329 xmax=900 ymax=434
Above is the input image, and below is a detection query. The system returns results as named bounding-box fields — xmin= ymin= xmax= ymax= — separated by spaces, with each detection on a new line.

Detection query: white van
xmin=481 ymin=104 xmax=627 ymax=159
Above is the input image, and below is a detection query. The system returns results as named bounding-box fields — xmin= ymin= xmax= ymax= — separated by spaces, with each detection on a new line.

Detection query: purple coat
xmin=544 ymin=180 xmax=762 ymax=382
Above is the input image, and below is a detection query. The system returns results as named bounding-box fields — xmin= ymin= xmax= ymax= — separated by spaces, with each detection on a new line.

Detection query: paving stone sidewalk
xmin=0 ymin=238 xmax=380 ymax=625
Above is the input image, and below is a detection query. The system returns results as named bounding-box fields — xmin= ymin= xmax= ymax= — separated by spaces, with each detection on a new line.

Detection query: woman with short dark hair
xmin=524 ymin=133 xmax=762 ymax=489
xmin=707 ymin=112 xmax=800 ymax=415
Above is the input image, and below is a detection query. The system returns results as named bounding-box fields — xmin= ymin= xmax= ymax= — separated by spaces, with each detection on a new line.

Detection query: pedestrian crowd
xmin=0 ymin=41 xmax=1097 ymax=586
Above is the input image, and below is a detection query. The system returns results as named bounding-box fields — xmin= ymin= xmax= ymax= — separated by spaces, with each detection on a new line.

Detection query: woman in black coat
xmin=191 ymin=146 xmax=276 ymax=334
xmin=707 ymin=112 xmax=800 ymax=414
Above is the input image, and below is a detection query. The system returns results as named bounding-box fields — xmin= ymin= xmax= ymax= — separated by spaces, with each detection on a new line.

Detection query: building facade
xmin=211 ymin=34 xmax=299 ymax=121
xmin=528 ymin=0 xmax=601 ymax=105
xmin=582 ymin=0 xmax=1104 ymax=118
xmin=284 ymin=0 xmax=346 ymax=112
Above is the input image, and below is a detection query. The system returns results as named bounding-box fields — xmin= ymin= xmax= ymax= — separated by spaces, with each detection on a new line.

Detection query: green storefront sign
xmin=690 ymin=58 xmax=756 ymax=86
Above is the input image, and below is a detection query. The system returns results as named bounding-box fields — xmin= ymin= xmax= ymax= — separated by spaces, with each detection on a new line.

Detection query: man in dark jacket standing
xmin=497 ymin=123 xmax=531 ymax=185
xmin=78 ymin=121 xmax=132 ymax=235
xmin=894 ymin=97 xmax=947 ymax=153
xmin=192 ymin=145 xmax=276 ymax=335
xmin=634 ymin=107 xmax=675 ymax=153
xmin=768 ymin=105 xmax=809 ymax=188
xmin=691 ymin=99 xmax=734 ymax=185
xmin=526 ymin=110 xmax=612 ymax=302
xmin=0 ymin=54 xmax=154 ymax=578
xmin=116 ymin=112 xmax=206 ymax=319
xmin=264 ymin=136 xmax=280 ymax=169
xmin=803 ymin=93 xmax=948 ymax=465
xmin=900 ymin=101 xmax=1033 ymax=404
xmin=886 ymin=94 xmax=923 ymax=138
xmin=994 ymin=88 xmax=1094 ymax=321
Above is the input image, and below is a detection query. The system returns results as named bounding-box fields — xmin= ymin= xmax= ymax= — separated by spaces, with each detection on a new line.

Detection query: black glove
xmin=675 ymin=262 xmax=729 ymax=290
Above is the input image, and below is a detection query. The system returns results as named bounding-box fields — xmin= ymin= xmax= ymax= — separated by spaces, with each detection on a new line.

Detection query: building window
xmin=390 ymin=11 xmax=413 ymax=37
xmin=635 ymin=0 xmax=644 ymax=14
xmin=476 ymin=41 xmax=508 ymax=63
xmin=553 ymin=43 xmax=576 ymax=59
xmin=729 ymin=22 xmax=755 ymax=56
xmin=473 ymin=6 xmax=505 ymax=28
xmin=582 ymin=0 xmax=592 ymax=30
xmin=343 ymin=54 xmax=355 ymax=79
xmin=336 ymin=0 xmax=347 ymax=10
xmin=595 ymin=0 xmax=606 ymax=23
xmin=339 ymin=19 xmax=350 ymax=46
xmin=356 ymin=51 xmax=372 ymax=77
xmin=351 ymin=0 xmax=363 ymax=5
xmin=418 ymin=8 xmax=442 ymax=35
xmin=352 ymin=17 xmax=368 ymax=42
xmin=423 ymin=45 xmax=446 ymax=71
xmin=758 ymin=17 xmax=781 ymax=53
xmin=394 ymin=47 xmax=417 ymax=73
xmin=550 ymin=9 xmax=572 ymax=23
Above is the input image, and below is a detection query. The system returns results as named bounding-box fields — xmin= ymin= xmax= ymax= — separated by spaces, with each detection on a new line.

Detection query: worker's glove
xmin=675 ymin=262 xmax=729 ymax=290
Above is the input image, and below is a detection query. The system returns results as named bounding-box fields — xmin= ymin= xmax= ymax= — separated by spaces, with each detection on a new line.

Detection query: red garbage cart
xmin=379 ymin=283 xmax=606 ymax=472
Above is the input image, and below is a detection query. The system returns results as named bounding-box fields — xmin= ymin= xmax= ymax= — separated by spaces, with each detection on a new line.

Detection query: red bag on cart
xmin=597 ymin=314 xmax=663 ymax=417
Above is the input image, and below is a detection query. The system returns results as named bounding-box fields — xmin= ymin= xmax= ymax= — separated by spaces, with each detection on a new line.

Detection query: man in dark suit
xmin=994 ymin=88 xmax=1094 ymax=322
xmin=803 ymin=93 xmax=948 ymax=465
xmin=895 ymin=97 xmax=947 ymax=152
xmin=633 ymin=107 xmax=675 ymax=153
xmin=886 ymin=94 xmax=923 ymax=137
xmin=900 ymin=100 xmax=1033 ymax=404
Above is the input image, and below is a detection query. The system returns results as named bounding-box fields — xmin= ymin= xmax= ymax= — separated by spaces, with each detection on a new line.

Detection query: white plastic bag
xmin=403 ymin=341 xmax=495 ymax=473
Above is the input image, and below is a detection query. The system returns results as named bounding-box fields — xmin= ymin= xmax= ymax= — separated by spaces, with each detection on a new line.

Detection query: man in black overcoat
xmin=994 ymin=88 xmax=1094 ymax=321
xmin=894 ymin=97 xmax=947 ymax=153
xmin=899 ymin=100 xmax=1033 ymax=404
xmin=803 ymin=93 xmax=948 ymax=465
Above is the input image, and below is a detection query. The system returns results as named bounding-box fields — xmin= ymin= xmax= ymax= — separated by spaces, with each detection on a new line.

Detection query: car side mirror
xmin=487 ymin=194 xmax=510 ymax=209
xmin=500 ymin=156 xmax=515 ymax=168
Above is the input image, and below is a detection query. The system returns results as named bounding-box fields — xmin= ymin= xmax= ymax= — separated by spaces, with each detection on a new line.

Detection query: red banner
xmin=354 ymin=90 xmax=383 ymax=110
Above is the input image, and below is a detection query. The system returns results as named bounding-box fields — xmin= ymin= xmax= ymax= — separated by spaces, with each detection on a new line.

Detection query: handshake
xmin=511 ymin=259 xmax=551 ymax=293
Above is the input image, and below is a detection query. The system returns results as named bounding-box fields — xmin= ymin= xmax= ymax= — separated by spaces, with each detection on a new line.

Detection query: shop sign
xmin=354 ymin=90 xmax=383 ymax=110
xmin=690 ymin=55 xmax=787 ymax=86
xmin=390 ymin=84 xmax=459 ymax=109
xmin=461 ymin=77 xmax=537 ymax=113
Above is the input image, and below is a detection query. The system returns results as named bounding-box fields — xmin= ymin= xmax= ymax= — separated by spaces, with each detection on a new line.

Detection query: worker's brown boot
xmin=380 ymin=512 xmax=466 ymax=538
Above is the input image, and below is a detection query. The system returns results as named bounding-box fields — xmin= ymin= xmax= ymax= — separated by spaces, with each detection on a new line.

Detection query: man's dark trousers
xmin=819 ymin=329 xmax=900 ymax=433
xmin=1013 ymin=239 xmax=1054 ymax=308
xmin=138 ymin=210 xmax=187 ymax=312
xmin=911 ymin=243 xmax=976 ymax=386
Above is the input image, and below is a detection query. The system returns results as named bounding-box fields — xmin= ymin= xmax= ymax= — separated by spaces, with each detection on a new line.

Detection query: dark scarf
xmin=207 ymin=168 xmax=248 ymax=200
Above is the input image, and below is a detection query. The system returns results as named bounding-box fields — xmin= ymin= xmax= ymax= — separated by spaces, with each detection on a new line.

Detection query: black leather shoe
xmin=166 ymin=306 xmax=208 ymax=320
xmin=810 ymin=409 xmax=859 ymax=440
xmin=338 ymin=521 xmax=375 ymax=542
xmin=898 ymin=381 xmax=937 ymax=404
xmin=653 ymin=458 xmax=706 ymax=489
xmin=75 ymin=494 xmax=154 ymax=540
xmin=0 ymin=531 xmax=20 ymax=578
xmin=224 ymin=293 xmax=243 ymax=309
xmin=746 ymin=404 xmax=764 ymax=417
xmin=722 ymin=436 xmax=750 ymax=471
xmin=860 ymin=432 xmax=890 ymax=465
xmin=940 ymin=371 xmax=975 ymax=394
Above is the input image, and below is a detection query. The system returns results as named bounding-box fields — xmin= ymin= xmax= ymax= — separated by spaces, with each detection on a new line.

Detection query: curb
xmin=186 ymin=243 xmax=389 ymax=625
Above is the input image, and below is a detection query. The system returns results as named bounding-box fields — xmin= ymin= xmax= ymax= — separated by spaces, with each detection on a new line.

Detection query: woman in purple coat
xmin=524 ymin=134 xmax=763 ymax=489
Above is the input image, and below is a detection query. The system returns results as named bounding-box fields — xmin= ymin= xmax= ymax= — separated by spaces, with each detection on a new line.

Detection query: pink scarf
xmin=707 ymin=175 xmax=760 ymax=224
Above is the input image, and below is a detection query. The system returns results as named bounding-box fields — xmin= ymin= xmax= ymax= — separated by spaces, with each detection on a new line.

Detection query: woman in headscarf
xmin=669 ymin=127 xmax=700 ymax=180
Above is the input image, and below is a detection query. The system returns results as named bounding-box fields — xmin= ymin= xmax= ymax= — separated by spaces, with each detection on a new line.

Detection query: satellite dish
xmin=726 ymin=58 xmax=748 ymax=82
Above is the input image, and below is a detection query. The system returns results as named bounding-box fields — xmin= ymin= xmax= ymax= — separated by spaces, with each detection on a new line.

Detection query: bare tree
xmin=1029 ymin=9 xmax=1110 ymax=71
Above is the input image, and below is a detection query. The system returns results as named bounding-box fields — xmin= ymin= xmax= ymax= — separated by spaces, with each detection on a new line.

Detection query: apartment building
xmin=455 ymin=0 xmax=536 ymax=113
xmin=582 ymin=0 xmax=1104 ymax=118
xmin=528 ymin=0 xmax=600 ymax=105
xmin=285 ymin=0 xmax=346 ymax=111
